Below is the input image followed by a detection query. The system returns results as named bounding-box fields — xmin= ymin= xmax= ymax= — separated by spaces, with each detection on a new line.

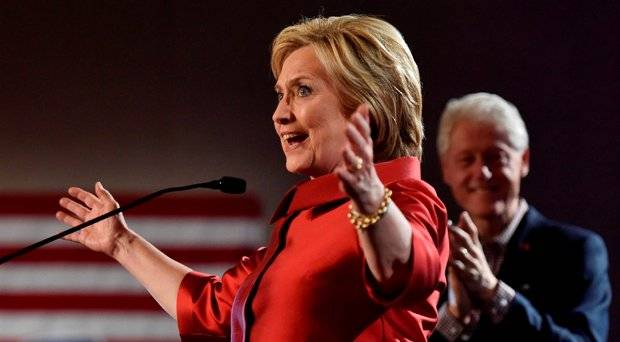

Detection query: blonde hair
xmin=271 ymin=14 xmax=424 ymax=161
xmin=437 ymin=92 xmax=529 ymax=157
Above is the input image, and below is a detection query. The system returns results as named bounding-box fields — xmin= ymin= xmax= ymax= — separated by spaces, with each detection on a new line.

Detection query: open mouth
xmin=282 ymin=133 xmax=309 ymax=147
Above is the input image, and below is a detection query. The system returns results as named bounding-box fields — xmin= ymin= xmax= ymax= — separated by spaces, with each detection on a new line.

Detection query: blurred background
xmin=1 ymin=1 xmax=618 ymax=341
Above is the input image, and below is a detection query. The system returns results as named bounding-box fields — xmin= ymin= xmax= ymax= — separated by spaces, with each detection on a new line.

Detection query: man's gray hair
xmin=436 ymin=92 xmax=529 ymax=157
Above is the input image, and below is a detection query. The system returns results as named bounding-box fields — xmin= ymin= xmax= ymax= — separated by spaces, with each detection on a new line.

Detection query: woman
xmin=57 ymin=15 xmax=448 ymax=341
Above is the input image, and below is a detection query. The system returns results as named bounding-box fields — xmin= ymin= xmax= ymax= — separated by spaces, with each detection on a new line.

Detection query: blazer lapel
xmin=498 ymin=207 xmax=546 ymax=294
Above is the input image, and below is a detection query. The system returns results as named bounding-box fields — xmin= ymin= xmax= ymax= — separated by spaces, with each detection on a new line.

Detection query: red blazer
xmin=177 ymin=157 xmax=449 ymax=341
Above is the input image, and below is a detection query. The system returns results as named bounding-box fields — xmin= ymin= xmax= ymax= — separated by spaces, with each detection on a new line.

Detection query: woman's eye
xmin=276 ymin=92 xmax=284 ymax=101
xmin=297 ymin=85 xmax=311 ymax=97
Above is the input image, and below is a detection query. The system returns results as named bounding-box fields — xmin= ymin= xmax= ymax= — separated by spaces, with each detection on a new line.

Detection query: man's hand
xmin=447 ymin=265 xmax=480 ymax=325
xmin=449 ymin=212 xmax=499 ymax=306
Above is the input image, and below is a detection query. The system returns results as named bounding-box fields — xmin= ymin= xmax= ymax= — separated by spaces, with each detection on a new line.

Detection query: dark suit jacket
xmin=431 ymin=206 xmax=611 ymax=341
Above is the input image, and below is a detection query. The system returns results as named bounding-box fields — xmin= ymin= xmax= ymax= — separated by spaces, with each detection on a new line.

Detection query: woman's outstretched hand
xmin=335 ymin=103 xmax=385 ymax=214
xmin=335 ymin=103 xmax=412 ymax=293
xmin=57 ymin=181 xmax=191 ymax=318
xmin=56 ymin=182 xmax=130 ymax=257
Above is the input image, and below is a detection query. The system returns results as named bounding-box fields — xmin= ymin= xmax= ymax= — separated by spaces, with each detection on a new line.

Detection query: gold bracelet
xmin=347 ymin=187 xmax=392 ymax=230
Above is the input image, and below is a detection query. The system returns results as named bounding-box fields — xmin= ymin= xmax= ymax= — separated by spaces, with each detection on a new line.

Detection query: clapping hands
xmin=448 ymin=212 xmax=499 ymax=316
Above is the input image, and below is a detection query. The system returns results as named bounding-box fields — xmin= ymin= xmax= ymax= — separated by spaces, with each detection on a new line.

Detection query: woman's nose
xmin=272 ymin=97 xmax=293 ymax=125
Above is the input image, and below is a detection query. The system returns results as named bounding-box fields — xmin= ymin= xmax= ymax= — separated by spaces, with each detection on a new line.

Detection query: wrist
xmin=478 ymin=276 xmax=499 ymax=304
xmin=437 ymin=304 xmax=468 ymax=340
xmin=447 ymin=304 xmax=461 ymax=319
xmin=348 ymin=187 xmax=392 ymax=230
xmin=110 ymin=229 xmax=138 ymax=261
xmin=352 ymin=184 xmax=386 ymax=215
xmin=482 ymin=280 xmax=516 ymax=323
xmin=448 ymin=303 xmax=473 ymax=324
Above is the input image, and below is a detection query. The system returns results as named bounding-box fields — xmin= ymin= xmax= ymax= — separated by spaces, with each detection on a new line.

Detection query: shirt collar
xmin=493 ymin=199 xmax=529 ymax=246
xmin=270 ymin=157 xmax=421 ymax=223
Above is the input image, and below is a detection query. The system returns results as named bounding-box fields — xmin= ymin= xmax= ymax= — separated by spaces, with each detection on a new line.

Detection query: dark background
xmin=1 ymin=1 xmax=618 ymax=339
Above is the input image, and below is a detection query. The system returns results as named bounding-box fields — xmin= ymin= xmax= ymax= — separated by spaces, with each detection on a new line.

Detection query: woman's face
xmin=273 ymin=46 xmax=349 ymax=177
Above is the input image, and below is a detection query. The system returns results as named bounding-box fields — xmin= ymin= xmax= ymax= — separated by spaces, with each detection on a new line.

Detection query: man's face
xmin=441 ymin=120 xmax=529 ymax=222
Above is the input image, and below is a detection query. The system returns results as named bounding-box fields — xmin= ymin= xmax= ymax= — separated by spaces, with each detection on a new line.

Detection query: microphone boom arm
xmin=0 ymin=177 xmax=245 ymax=265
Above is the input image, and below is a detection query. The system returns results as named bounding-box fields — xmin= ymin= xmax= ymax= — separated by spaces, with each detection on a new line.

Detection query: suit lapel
xmin=498 ymin=207 xmax=546 ymax=294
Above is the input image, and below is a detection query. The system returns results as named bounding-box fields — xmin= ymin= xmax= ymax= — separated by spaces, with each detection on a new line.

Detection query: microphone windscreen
xmin=218 ymin=177 xmax=246 ymax=194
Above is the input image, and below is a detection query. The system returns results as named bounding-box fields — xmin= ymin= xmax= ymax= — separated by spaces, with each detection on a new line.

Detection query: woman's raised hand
xmin=336 ymin=104 xmax=412 ymax=290
xmin=56 ymin=182 xmax=131 ymax=257
xmin=335 ymin=103 xmax=385 ymax=215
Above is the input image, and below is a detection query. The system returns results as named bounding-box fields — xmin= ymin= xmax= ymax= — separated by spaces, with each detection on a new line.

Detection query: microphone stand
xmin=0 ymin=177 xmax=245 ymax=266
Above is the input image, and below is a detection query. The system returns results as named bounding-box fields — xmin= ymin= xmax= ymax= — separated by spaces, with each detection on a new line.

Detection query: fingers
xmin=450 ymin=249 xmax=478 ymax=275
xmin=449 ymin=218 xmax=482 ymax=255
xmin=56 ymin=182 xmax=119 ymax=227
xmin=337 ymin=103 xmax=385 ymax=211
xmin=338 ymin=103 xmax=373 ymax=178
xmin=55 ymin=210 xmax=83 ymax=227
xmin=95 ymin=182 xmax=119 ymax=208
xmin=346 ymin=125 xmax=368 ymax=160
xmin=449 ymin=226 xmax=484 ymax=271
xmin=57 ymin=185 xmax=95 ymax=227
xmin=449 ymin=224 xmax=473 ymax=249
xmin=451 ymin=259 xmax=466 ymax=272
xmin=336 ymin=145 xmax=379 ymax=192
xmin=346 ymin=104 xmax=372 ymax=160
xmin=449 ymin=222 xmax=482 ymax=280
xmin=450 ymin=258 xmax=482 ymax=284
xmin=349 ymin=103 xmax=370 ymax=140
xmin=343 ymin=148 xmax=363 ymax=172
xmin=67 ymin=186 xmax=101 ymax=209
xmin=455 ymin=246 xmax=477 ymax=266
xmin=458 ymin=211 xmax=479 ymax=241
xmin=55 ymin=212 xmax=91 ymax=245
xmin=335 ymin=161 xmax=356 ymax=192
xmin=58 ymin=197 xmax=90 ymax=220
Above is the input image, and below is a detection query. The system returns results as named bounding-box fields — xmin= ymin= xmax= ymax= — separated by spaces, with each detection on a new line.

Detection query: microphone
xmin=0 ymin=176 xmax=246 ymax=265
xmin=201 ymin=176 xmax=246 ymax=194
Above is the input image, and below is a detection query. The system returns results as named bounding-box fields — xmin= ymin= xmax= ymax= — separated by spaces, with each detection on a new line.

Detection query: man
xmin=430 ymin=93 xmax=610 ymax=341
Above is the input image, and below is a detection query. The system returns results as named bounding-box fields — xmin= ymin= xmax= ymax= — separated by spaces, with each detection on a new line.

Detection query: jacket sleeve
xmin=362 ymin=179 xmax=450 ymax=305
xmin=430 ymin=230 xmax=611 ymax=342
xmin=176 ymin=247 xmax=268 ymax=340
xmin=499 ymin=232 xmax=610 ymax=341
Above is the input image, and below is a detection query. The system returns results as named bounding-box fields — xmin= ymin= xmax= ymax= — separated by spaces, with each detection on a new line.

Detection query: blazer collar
xmin=505 ymin=205 xmax=546 ymax=254
xmin=270 ymin=157 xmax=421 ymax=223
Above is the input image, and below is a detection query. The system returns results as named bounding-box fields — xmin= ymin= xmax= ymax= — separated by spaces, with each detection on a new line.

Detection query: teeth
xmin=282 ymin=133 xmax=304 ymax=140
